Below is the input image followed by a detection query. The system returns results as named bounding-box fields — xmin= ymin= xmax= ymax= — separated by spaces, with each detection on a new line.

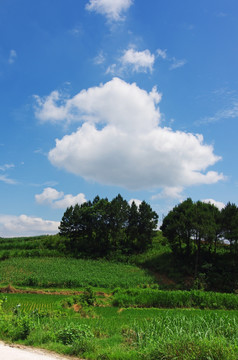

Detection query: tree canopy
xmin=161 ymin=199 xmax=238 ymax=291
xmin=59 ymin=194 xmax=158 ymax=256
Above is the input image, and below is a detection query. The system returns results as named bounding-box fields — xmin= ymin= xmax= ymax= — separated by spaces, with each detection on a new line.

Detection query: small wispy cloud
xmin=8 ymin=49 xmax=17 ymax=64
xmin=106 ymin=47 xmax=157 ymax=75
xmin=0 ymin=164 xmax=17 ymax=184
xmin=120 ymin=48 xmax=155 ymax=73
xmin=105 ymin=46 xmax=186 ymax=76
xmin=69 ymin=25 xmax=83 ymax=37
xmin=0 ymin=163 xmax=15 ymax=171
xmin=197 ymin=101 xmax=238 ymax=125
xmin=0 ymin=174 xmax=17 ymax=185
xmin=85 ymin=0 xmax=133 ymax=22
xmin=215 ymin=12 xmax=227 ymax=18
xmin=156 ymin=48 xmax=167 ymax=59
xmin=169 ymin=58 xmax=187 ymax=70
xmin=94 ymin=51 xmax=106 ymax=65
xmin=106 ymin=63 xmax=117 ymax=75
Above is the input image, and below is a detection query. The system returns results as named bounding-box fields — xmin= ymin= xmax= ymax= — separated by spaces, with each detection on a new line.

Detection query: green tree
xmin=126 ymin=201 xmax=139 ymax=252
xmin=108 ymin=194 xmax=130 ymax=251
xmin=59 ymin=194 xmax=158 ymax=256
xmin=221 ymin=202 xmax=238 ymax=260
xmin=160 ymin=198 xmax=194 ymax=257
xmin=137 ymin=201 xmax=158 ymax=252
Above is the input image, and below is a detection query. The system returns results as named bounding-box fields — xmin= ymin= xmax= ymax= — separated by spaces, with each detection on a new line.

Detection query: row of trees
xmin=59 ymin=194 xmax=158 ymax=256
xmin=161 ymin=199 xmax=238 ymax=284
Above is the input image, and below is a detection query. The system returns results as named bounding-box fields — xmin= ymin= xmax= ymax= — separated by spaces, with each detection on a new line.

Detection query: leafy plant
xmin=56 ymin=323 xmax=94 ymax=345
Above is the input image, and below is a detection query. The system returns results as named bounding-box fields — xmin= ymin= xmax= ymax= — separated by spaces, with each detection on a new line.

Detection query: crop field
xmin=0 ymin=293 xmax=237 ymax=360
xmin=0 ymin=257 xmax=156 ymax=289
xmin=0 ymin=236 xmax=237 ymax=359
xmin=1 ymin=293 xmax=67 ymax=313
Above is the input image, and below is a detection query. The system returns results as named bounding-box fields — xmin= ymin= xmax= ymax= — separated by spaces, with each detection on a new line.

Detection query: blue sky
xmin=0 ymin=0 xmax=238 ymax=237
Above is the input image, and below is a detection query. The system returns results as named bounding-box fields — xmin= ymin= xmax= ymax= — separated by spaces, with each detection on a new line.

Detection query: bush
xmin=8 ymin=315 xmax=34 ymax=340
xmin=56 ymin=323 xmax=94 ymax=345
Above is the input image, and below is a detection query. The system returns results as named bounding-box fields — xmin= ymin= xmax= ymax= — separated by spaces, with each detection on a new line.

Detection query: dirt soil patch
xmin=0 ymin=285 xmax=111 ymax=297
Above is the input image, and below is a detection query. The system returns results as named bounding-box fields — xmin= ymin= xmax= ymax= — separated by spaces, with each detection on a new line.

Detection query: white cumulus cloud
xmin=35 ymin=78 xmax=224 ymax=193
xmin=35 ymin=187 xmax=87 ymax=209
xmin=202 ymin=199 xmax=225 ymax=210
xmin=0 ymin=214 xmax=59 ymax=237
xmin=152 ymin=186 xmax=184 ymax=200
xmin=85 ymin=0 xmax=133 ymax=21
xmin=120 ymin=48 xmax=155 ymax=73
xmin=128 ymin=199 xmax=142 ymax=207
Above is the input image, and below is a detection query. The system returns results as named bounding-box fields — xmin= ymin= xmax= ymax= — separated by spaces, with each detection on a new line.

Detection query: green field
xmin=0 ymin=257 xmax=157 ymax=289
xmin=1 ymin=293 xmax=237 ymax=360
xmin=1 ymin=293 xmax=67 ymax=312
xmin=0 ymin=235 xmax=238 ymax=359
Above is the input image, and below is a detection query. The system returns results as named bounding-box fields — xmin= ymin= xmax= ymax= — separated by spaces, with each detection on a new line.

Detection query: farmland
xmin=1 ymin=294 xmax=238 ymax=360
xmin=0 ymin=257 xmax=156 ymax=289
xmin=0 ymin=235 xmax=237 ymax=359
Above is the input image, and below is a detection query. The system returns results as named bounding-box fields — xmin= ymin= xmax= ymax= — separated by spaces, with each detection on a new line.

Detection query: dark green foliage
xmin=221 ymin=202 xmax=238 ymax=257
xmin=161 ymin=199 xmax=238 ymax=291
xmin=59 ymin=194 xmax=158 ymax=256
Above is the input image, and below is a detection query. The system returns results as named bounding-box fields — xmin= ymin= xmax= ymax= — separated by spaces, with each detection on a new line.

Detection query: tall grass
xmin=129 ymin=310 xmax=238 ymax=359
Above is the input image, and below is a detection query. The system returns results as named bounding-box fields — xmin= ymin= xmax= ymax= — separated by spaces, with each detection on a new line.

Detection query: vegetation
xmin=161 ymin=199 xmax=238 ymax=292
xmin=59 ymin=194 xmax=158 ymax=256
xmin=0 ymin=235 xmax=65 ymax=260
xmin=0 ymin=257 xmax=156 ymax=289
xmin=0 ymin=196 xmax=238 ymax=359
xmin=112 ymin=288 xmax=238 ymax=309
xmin=0 ymin=294 xmax=237 ymax=359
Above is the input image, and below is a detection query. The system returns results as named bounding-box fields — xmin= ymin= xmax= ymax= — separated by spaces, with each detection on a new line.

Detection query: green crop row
xmin=112 ymin=288 xmax=238 ymax=309
xmin=0 ymin=257 xmax=156 ymax=289
xmin=1 ymin=294 xmax=67 ymax=313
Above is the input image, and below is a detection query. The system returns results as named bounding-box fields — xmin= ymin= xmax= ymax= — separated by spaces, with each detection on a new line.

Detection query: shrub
xmin=56 ymin=323 xmax=94 ymax=345
xmin=8 ymin=315 xmax=34 ymax=340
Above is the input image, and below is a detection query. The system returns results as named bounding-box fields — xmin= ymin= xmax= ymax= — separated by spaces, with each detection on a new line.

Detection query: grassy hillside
xmin=0 ymin=232 xmax=184 ymax=290
xmin=0 ymin=257 xmax=157 ymax=289
xmin=0 ymin=232 xmax=236 ymax=292
xmin=0 ymin=233 xmax=238 ymax=360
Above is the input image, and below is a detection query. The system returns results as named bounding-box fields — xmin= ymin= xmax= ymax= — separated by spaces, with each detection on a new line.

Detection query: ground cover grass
xmin=0 ymin=257 xmax=157 ymax=288
xmin=0 ymin=294 xmax=237 ymax=360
